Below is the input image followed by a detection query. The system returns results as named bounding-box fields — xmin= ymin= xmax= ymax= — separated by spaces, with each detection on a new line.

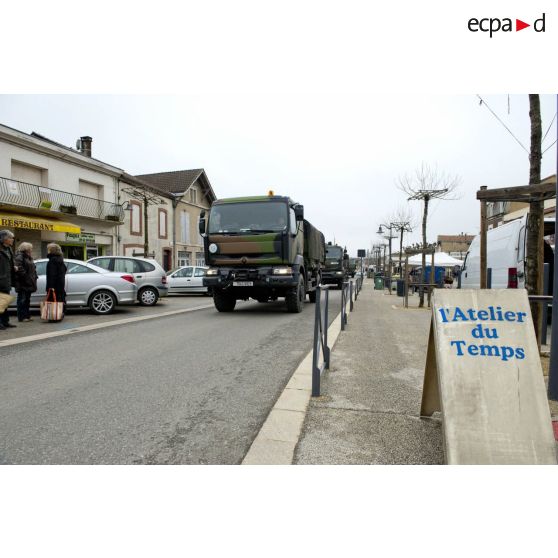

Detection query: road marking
xmin=0 ymin=303 xmax=216 ymax=348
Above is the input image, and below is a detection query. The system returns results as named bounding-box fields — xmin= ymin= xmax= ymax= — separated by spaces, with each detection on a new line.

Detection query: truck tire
xmin=286 ymin=275 xmax=305 ymax=313
xmin=308 ymin=289 xmax=317 ymax=303
xmin=213 ymin=290 xmax=236 ymax=312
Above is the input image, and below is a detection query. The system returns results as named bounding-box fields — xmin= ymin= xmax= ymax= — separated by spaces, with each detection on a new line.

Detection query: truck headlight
xmin=206 ymin=268 xmax=219 ymax=276
xmin=335 ymin=271 xmax=343 ymax=275
xmin=273 ymin=266 xmax=293 ymax=275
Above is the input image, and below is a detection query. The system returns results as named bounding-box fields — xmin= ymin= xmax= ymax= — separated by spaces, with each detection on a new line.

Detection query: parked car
xmin=461 ymin=215 xmax=554 ymax=289
xmin=87 ymin=256 xmax=168 ymax=306
xmin=167 ymin=266 xmax=209 ymax=295
xmin=9 ymin=259 xmax=138 ymax=314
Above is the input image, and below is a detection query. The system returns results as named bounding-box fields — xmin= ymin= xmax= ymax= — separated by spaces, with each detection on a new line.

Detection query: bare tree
xmin=397 ymin=163 xmax=460 ymax=307
xmin=390 ymin=205 xmax=415 ymax=276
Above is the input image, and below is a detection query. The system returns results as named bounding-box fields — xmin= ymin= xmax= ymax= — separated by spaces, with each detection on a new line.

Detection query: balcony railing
xmin=0 ymin=176 xmax=124 ymax=222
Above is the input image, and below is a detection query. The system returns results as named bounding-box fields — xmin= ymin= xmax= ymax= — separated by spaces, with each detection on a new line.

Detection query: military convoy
xmin=199 ymin=193 xmax=326 ymax=313
xmin=321 ymin=242 xmax=350 ymax=289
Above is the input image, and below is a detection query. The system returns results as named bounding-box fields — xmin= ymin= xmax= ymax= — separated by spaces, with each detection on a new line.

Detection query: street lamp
xmin=377 ymin=223 xmax=396 ymax=291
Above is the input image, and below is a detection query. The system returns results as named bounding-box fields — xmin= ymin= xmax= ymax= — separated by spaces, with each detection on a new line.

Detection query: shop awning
xmin=0 ymin=213 xmax=81 ymax=234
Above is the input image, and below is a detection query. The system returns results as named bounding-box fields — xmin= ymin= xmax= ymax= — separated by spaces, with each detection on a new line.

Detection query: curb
xmin=242 ymin=313 xmax=343 ymax=465
xmin=0 ymin=303 xmax=216 ymax=348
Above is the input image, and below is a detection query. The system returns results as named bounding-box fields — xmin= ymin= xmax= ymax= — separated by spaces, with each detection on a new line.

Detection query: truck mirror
xmin=198 ymin=211 xmax=206 ymax=235
xmin=294 ymin=204 xmax=304 ymax=221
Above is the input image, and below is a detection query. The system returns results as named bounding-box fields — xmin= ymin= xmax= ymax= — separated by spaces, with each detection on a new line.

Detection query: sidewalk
xmin=293 ymin=280 xmax=445 ymax=464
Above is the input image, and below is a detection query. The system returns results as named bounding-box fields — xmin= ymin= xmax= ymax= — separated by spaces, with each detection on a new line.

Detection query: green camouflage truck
xmin=321 ymin=242 xmax=349 ymax=288
xmin=199 ymin=194 xmax=325 ymax=313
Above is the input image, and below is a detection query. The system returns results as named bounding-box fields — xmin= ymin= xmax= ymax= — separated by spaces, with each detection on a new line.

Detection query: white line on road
xmin=0 ymin=303 xmax=216 ymax=348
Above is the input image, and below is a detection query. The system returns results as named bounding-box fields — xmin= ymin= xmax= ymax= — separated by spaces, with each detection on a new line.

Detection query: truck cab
xmin=199 ymin=194 xmax=324 ymax=313
xmin=321 ymin=242 xmax=349 ymax=288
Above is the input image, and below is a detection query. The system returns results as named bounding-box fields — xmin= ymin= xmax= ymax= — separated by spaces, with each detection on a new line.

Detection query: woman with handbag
xmin=14 ymin=242 xmax=38 ymax=322
xmin=45 ymin=243 xmax=67 ymax=318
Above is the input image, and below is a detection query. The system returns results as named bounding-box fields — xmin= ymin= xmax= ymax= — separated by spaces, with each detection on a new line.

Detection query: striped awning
xmin=0 ymin=213 xmax=81 ymax=234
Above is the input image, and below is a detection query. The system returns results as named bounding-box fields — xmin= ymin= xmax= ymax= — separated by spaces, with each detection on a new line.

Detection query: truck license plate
xmin=233 ymin=281 xmax=253 ymax=287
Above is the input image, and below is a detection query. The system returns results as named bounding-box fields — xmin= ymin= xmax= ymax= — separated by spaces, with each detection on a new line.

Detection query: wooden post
xmin=404 ymin=255 xmax=409 ymax=308
xmin=480 ymin=185 xmax=488 ymax=289
xmin=428 ymin=250 xmax=435 ymax=307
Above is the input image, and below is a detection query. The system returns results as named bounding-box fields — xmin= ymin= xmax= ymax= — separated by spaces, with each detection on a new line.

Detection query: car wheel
xmin=89 ymin=290 xmax=116 ymax=315
xmin=139 ymin=287 xmax=159 ymax=306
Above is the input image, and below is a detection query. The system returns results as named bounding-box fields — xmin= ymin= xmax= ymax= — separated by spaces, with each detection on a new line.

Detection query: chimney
xmin=79 ymin=136 xmax=92 ymax=157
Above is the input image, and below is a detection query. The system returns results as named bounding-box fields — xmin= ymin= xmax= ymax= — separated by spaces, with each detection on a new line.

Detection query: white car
xmin=167 ymin=266 xmax=209 ymax=294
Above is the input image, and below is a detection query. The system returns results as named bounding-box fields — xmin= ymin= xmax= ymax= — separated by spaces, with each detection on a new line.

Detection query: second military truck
xmin=199 ymin=194 xmax=325 ymax=313
xmin=321 ymin=242 xmax=349 ymax=288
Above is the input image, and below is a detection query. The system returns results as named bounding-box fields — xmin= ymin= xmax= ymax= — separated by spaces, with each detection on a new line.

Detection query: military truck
xmin=199 ymin=194 xmax=325 ymax=313
xmin=321 ymin=242 xmax=349 ymax=288
xmin=348 ymin=257 xmax=357 ymax=278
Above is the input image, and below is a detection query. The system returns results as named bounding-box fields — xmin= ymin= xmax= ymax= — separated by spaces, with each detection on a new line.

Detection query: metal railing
xmin=341 ymin=280 xmax=350 ymax=331
xmin=354 ymin=273 xmax=363 ymax=299
xmin=0 ymin=176 xmax=124 ymax=222
xmin=311 ymin=285 xmax=331 ymax=397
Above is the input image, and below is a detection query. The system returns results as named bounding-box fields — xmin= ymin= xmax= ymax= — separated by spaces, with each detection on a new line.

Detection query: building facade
xmin=436 ymin=234 xmax=475 ymax=259
xmin=0 ymin=124 xmax=125 ymax=260
xmin=134 ymin=169 xmax=217 ymax=269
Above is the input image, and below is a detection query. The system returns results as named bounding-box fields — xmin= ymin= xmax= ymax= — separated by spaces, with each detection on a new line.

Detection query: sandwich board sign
xmin=421 ymin=289 xmax=557 ymax=464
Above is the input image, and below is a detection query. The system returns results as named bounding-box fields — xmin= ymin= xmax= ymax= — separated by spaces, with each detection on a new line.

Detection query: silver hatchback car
xmin=9 ymin=259 xmax=138 ymax=314
xmin=87 ymin=256 xmax=168 ymax=306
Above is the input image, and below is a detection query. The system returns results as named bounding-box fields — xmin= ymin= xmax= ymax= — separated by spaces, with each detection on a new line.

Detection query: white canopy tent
xmin=407 ymin=251 xmax=464 ymax=267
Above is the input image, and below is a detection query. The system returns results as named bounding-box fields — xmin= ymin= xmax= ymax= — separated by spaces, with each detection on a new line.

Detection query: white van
xmin=461 ymin=215 xmax=554 ymax=289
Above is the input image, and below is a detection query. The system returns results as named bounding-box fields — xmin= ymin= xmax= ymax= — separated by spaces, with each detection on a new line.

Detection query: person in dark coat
xmin=45 ymin=243 xmax=67 ymax=307
xmin=0 ymin=229 xmax=17 ymax=330
xmin=14 ymin=242 xmax=38 ymax=322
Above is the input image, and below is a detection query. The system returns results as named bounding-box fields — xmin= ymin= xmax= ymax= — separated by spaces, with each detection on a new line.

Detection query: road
xmin=0 ymin=292 xmax=341 ymax=464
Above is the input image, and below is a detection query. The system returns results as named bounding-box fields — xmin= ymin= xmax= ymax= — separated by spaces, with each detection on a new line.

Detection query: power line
xmin=476 ymin=94 xmax=529 ymax=155
xmin=542 ymin=139 xmax=557 ymax=155
xmin=542 ymin=112 xmax=557 ymax=144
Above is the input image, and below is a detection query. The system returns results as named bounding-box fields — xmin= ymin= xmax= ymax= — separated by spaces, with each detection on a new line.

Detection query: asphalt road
xmin=0 ymin=292 xmax=342 ymax=464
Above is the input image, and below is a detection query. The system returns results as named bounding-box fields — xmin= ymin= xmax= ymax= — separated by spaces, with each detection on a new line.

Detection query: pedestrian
xmin=46 ymin=243 xmax=67 ymax=312
xmin=14 ymin=242 xmax=38 ymax=322
xmin=0 ymin=229 xmax=17 ymax=330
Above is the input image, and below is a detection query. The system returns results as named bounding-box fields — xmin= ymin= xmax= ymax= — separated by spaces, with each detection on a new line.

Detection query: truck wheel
xmin=337 ymin=280 xmax=343 ymax=290
xmin=308 ymin=289 xmax=317 ymax=303
xmin=286 ymin=275 xmax=305 ymax=313
xmin=213 ymin=290 xmax=236 ymax=312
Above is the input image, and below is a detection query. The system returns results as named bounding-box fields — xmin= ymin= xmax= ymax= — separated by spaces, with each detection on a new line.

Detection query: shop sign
xmin=66 ymin=232 xmax=96 ymax=243
xmin=420 ymin=289 xmax=556 ymax=464
xmin=0 ymin=214 xmax=80 ymax=234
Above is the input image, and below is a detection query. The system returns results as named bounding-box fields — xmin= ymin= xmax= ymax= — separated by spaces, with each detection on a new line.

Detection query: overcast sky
xmin=0 ymin=94 xmax=556 ymax=254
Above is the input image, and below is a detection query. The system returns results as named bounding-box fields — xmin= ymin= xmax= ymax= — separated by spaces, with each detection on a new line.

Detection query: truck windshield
xmin=208 ymin=202 xmax=288 ymax=234
xmin=326 ymin=247 xmax=342 ymax=259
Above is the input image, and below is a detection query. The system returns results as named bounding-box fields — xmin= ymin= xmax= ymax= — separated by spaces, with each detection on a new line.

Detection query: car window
xmin=90 ymin=258 xmax=111 ymax=270
xmin=182 ymin=267 xmax=193 ymax=278
xmin=36 ymin=261 xmax=47 ymax=275
xmin=114 ymin=259 xmax=136 ymax=273
xmin=67 ymin=262 xmax=96 ymax=274
xmin=194 ymin=268 xmax=206 ymax=277
xmin=139 ymin=261 xmax=156 ymax=272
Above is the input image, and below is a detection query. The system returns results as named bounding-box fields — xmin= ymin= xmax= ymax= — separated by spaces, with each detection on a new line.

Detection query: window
xmin=195 ymin=252 xmax=205 ymax=266
xmin=190 ymin=188 xmax=197 ymax=204
xmin=180 ymin=211 xmax=190 ymax=243
xmin=138 ymin=261 xmax=156 ymax=272
xmin=89 ymin=258 xmax=111 ymax=270
xmin=67 ymin=263 xmax=96 ymax=274
xmin=158 ymin=209 xmax=168 ymax=239
xmin=35 ymin=261 xmax=47 ymax=275
xmin=194 ymin=267 xmax=206 ymax=277
xmin=181 ymin=267 xmax=193 ymax=278
xmin=79 ymin=180 xmax=103 ymax=200
xmin=130 ymin=201 xmax=142 ymax=235
xmin=289 ymin=208 xmax=297 ymax=235
xmin=11 ymin=160 xmax=47 ymax=186
xmin=178 ymin=251 xmax=191 ymax=267
xmin=113 ymin=259 xmax=141 ymax=273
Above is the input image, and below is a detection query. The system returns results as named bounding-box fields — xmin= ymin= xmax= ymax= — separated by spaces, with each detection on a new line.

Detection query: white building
xmin=0 ymin=124 xmax=125 ymax=260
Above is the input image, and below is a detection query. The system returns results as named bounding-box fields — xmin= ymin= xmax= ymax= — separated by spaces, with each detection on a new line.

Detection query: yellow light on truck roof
xmin=268 ymin=190 xmax=274 ymax=196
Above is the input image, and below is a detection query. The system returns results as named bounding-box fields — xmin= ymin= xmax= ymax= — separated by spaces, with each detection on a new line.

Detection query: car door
xmin=65 ymin=262 xmax=99 ymax=305
xmin=192 ymin=267 xmax=207 ymax=292
xmin=172 ymin=267 xmax=193 ymax=293
xmin=30 ymin=260 xmax=47 ymax=306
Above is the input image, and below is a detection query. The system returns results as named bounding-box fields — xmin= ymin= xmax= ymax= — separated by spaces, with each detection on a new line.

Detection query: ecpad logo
xmin=468 ymin=13 xmax=546 ymax=37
